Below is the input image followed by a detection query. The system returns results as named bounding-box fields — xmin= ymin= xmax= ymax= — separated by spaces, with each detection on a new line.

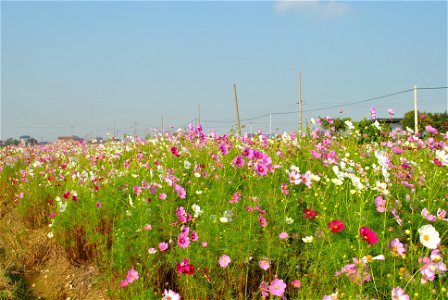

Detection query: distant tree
xmin=319 ymin=117 xmax=353 ymax=132
xmin=401 ymin=111 xmax=447 ymax=133
xmin=28 ymin=138 xmax=38 ymax=146
xmin=4 ymin=138 xmax=20 ymax=146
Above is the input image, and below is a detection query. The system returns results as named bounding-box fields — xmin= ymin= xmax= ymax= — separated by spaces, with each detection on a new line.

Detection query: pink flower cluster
xmin=120 ymin=267 xmax=139 ymax=288
xmin=335 ymin=257 xmax=372 ymax=285
xmin=418 ymin=249 xmax=447 ymax=284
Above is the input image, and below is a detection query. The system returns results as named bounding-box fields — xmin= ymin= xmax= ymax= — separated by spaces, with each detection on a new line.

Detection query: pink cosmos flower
xmin=391 ymin=286 xmax=410 ymax=300
xmin=159 ymin=242 xmax=168 ymax=251
xmin=304 ymin=208 xmax=317 ymax=219
xmin=360 ymin=227 xmax=379 ymax=245
xmin=120 ymin=279 xmax=129 ymax=288
xmin=259 ymin=281 xmax=269 ymax=297
xmin=201 ymin=241 xmax=208 ymax=247
xmin=162 ymin=289 xmax=180 ymax=300
xmin=388 ymin=108 xmax=395 ymax=116
xmin=322 ymin=292 xmax=339 ymax=300
xmin=425 ymin=125 xmax=438 ymax=134
xmin=177 ymin=234 xmax=190 ymax=248
xmin=437 ymin=208 xmax=448 ymax=221
xmin=232 ymin=155 xmax=245 ymax=168
xmin=258 ymin=215 xmax=268 ymax=227
xmin=133 ymin=185 xmax=142 ymax=196
xmin=219 ymin=255 xmax=231 ymax=268
xmin=375 ymin=195 xmax=387 ymax=212
xmin=126 ymin=268 xmax=139 ymax=283
xmin=421 ymin=208 xmax=437 ymax=222
xmin=159 ymin=193 xmax=167 ymax=200
xmin=269 ymin=278 xmax=286 ymax=297
xmin=174 ymin=184 xmax=186 ymax=199
xmin=143 ymin=224 xmax=152 ymax=231
xmin=390 ymin=208 xmax=403 ymax=227
xmin=371 ymin=106 xmax=377 ymax=120
xmin=49 ymin=212 xmax=56 ymax=218
xmin=291 ymin=279 xmax=301 ymax=289
xmin=280 ymin=183 xmax=289 ymax=195
xmin=256 ymin=163 xmax=268 ymax=176
xmin=388 ymin=238 xmax=406 ymax=257
xmin=259 ymin=259 xmax=270 ymax=270
xmin=190 ymin=231 xmax=199 ymax=241
xmin=279 ymin=232 xmax=289 ymax=240
xmin=229 ymin=192 xmax=241 ymax=204
xmin=170 ymin=147 xmax=180 ymax=157
xmin=328 ymin=220 xmax=344 ymax=233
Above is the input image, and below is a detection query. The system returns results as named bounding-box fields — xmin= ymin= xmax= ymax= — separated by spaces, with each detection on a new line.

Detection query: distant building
xmin=57 ymin=135 xmax=84 ymax=142
xmin=376 ymin=118 xmax=403 ymax=131
xmin=19 ymin=135 xmax=31 ymax=141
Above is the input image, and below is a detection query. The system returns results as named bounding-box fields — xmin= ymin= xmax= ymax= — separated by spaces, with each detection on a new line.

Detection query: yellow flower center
xmin=423 ymin=234 xmax=430 ymax=241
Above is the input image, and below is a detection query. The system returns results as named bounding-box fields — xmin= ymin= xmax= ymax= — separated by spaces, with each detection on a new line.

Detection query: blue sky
xmin=1 ymin=1 xmax=447 ymax=141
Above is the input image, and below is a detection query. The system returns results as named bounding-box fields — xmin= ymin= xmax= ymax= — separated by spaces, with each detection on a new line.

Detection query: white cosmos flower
xmin=219 ymin=217 xmax=228 ymax=223
xmin=418 ymin=224 xmax=441 ymax=249
xmin=302 ymin=236 xmax=314 ymax=243
xmin=285 ymin=217 xmax=294 ymax=224
xmin=345 ymin=120 xmax=354 ymax=130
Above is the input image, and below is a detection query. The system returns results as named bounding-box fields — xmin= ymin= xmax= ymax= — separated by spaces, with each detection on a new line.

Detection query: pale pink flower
xmin=259 ymin=259 xmax=270 ymax=271
xmin=279 ymin=232 xmax=288 ymax=240
xmin=269 ymin=277 xmax=286 ymax=297
xmin=391 ymin=286 xmax=410 ymax=300
xmin=159 ymin=242 xmax=168 ymax=251
xmin=219 ymin=255 xmax=231 ymax=268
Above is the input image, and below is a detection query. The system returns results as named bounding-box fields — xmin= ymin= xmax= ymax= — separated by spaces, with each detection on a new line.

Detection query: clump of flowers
xmin=120 ymin=267 xmax=139 ymax=288
xmin=418 ymin=249 xmax=447 ymax=283
xmin=176 ymin=258 xmax=195 ymax=275
xmin=335 ymin=257 xmax=371 ymax=284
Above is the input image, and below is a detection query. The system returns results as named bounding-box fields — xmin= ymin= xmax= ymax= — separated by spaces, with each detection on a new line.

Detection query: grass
xmin=0 ymin=119 xmax=447 ymax=299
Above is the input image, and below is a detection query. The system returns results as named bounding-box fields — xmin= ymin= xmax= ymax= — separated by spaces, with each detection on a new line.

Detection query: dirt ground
xmin=0 ymin=208 xmax=109 ymax=300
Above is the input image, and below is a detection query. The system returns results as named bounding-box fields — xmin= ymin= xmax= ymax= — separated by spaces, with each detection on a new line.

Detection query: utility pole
xmin=413 ymin=85 xmax=418 ymax=134
xmin=198 ymin=104 xmax=201 ymax=124
xmin=298 ymin=71 xmax=303 ymax=136
xmin=233 ymin=83 xmax=242 ymax=135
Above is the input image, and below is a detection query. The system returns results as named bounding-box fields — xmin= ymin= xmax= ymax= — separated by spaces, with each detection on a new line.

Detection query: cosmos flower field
xmin=1 ymin=118 xmax=447 ymax=299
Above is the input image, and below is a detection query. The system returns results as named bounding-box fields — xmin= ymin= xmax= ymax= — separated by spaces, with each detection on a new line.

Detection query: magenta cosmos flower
xmin=291 ymin=279 xmax=301 ymax=289
xmin=269 ymin=278 xmax=286 ymax=297
xmin=328 ymin=219 xmax=345 ymax=233
xmin=360 ymin=227 xmax=379 ymax=245
xmin=159 ymin=242 xmax=168 ymax=251
xmin=177 ymin=234 xmax=190 ymax=248
xmin=219 ymin=255 xmax=231 ymax=268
